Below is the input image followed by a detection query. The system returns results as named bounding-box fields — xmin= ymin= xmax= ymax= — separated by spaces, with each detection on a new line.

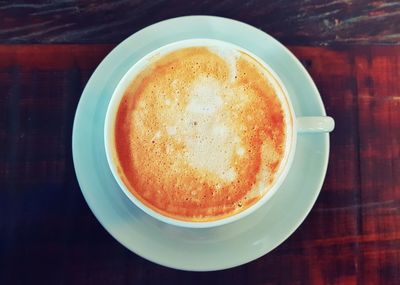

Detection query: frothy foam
xmin=209 ymin=46 xmax=239 ymax=82
xmin=183 ymin=76 xmax=240 ymax=182
xmin=114 ymin=46 xmax=287 ymax=222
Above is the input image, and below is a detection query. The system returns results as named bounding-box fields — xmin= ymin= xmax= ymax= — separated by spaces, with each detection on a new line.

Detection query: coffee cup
xmin=104 ymin=39 xmax=334 ymax=228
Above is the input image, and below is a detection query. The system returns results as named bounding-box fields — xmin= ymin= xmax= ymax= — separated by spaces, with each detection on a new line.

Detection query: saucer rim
xmin=72 ymin=15 xmax=330 ymax=271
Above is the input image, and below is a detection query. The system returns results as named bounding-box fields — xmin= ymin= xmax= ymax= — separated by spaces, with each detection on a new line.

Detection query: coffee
xmin=113 ymin=46 xmax=288 ymax=222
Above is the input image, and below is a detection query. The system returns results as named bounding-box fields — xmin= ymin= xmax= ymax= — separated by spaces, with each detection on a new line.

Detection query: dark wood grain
xmin=0 ymin=0 xmax=400 ymax=45
xmin=0 ymin=44 xmax=399 ymax=284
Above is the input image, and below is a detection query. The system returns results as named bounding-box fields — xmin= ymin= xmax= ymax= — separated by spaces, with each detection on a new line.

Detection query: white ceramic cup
xmin=104 ymin=39 xmax=334 ymax=228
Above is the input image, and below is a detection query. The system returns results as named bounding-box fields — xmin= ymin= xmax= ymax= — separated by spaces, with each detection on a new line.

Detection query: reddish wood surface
xmin=1 ymin=45 xmax=399 ymax=284
xmin=0 ymin=0 xmax=400 ymax=45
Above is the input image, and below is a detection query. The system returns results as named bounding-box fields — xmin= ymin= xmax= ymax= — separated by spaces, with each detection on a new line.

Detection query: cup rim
xmin=104 ymin=38 xmax=297 ymax=228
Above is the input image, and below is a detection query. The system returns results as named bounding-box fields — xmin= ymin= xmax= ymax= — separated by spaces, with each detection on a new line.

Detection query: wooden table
xmin=1 ymin=1 xmax=399 ymax=284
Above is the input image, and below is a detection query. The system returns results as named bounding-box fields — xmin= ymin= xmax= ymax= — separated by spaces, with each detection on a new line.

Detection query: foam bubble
xmin=236 ymin=147 xmax=245 ymax=156
xmin=150 ymin=130 xmax=161 ymax=142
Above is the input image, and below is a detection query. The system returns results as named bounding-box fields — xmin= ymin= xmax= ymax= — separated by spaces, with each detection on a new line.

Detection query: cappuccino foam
xmin=114 ymin=46 xmax=287 ymax=222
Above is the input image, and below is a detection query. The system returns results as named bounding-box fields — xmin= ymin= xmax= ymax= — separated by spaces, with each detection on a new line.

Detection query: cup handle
xmin=297 ymin=116 xmax=335 ymax=133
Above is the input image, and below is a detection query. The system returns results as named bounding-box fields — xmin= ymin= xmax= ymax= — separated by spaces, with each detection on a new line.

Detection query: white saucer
xmin=72 ymin=16 xmax=330 ymax=271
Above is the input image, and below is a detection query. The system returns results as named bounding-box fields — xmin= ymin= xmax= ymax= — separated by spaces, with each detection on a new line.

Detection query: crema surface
xmin=114 ymin=46 xmax=287 ymax=221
